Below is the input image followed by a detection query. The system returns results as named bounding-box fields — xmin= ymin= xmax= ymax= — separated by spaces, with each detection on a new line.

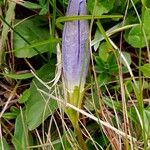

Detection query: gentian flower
xmin=62 ymin=0 xmax=90 ymax=93
xmin=62 ymin=1 xmax=89 ymax=149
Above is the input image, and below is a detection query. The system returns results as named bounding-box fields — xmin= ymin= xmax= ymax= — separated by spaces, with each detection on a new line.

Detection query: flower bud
xmin=62 ymin=0 xmax=90 ymax=93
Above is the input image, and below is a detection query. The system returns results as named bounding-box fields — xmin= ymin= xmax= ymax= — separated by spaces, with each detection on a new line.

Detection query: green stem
xmin=65 ymin=87 xmax=87 ymax=150
xmin=74 ymin=121 xmax=87 ymax=150
xmin=65 ymin=108 xmax=87 ymax=150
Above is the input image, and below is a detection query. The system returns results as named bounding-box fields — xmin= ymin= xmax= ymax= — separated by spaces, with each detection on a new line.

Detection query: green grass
xmin=0 ymin=0 xmax=150 ymax=149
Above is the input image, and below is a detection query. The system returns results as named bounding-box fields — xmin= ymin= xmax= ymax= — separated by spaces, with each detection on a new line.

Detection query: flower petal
xmin=62 ymin=0 xmax=90 ymax=92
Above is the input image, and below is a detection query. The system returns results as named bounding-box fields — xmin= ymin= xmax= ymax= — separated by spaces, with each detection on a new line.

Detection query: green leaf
xmin=110 ymin=0 xmax=126 ymax=13
xmin=20 ymin=1 xmax=41 ymax=9
xmin=142 ymin=0 xmax=150 ymax=8
xmin=1 ymin=72 xmax=34 ymax=79
xmin=2 ymin=106 xmax=20 ymax=119
xmin=14 ymin=16 xmax=55 ymax=58
xmin=19 ymin=89 xmax=30 ymax=103
xmin=143 ymin=8 xmax=150 ymax=36
xmin=0 ymin=0 xmax=4 ymax=6
xmin=128 ymin=107 xmax=141 ymax=124
xmin=107 ymin=53 xmax=118 ymax=73
xmin=39 ymin=2 xmax=49 ymax=15
xmin=96 ymin=52 xmax=118 ymax=86
xmin=98 ymin=42 xmax=110 ymax=62
xmin=95 ymin=56 xmax=105 ymax=70
xmin=139 ymin=63 xmax=150 ymax=77
xmin=93 ymin=29 xmax=103 ymax=51
xmin=24 ymin=61 xmax=58 ymax=130
xmin=98 ymin=72 xmax=110 ymax=86
xmin=121 ymin=52 xmax=132 ymax=66
xmin=88 ymin=0 xmax=115 ymax=15
xmin=12 ymin=112 xmax=33 ymax=150
xmin=144 ymin=109 xmax=150 ymax=136
xmin=53 ymin=129 xmax=76 ymax=150
xmin=2 ymin=112 xmax=18 ymax=119
xmin=127 ymin=25 xmax=145 ymax=48
xmin=14 ymin=38 xmax=60 ymax=53
xmin=0 ymin=137 xmax=10 ymax=150
xmin=104 ymin=97 xmax=122 ymax=111
xmin=26 ymin=86 xmax=58 ymax=130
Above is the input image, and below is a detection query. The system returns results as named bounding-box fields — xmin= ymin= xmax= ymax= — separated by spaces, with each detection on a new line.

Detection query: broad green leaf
xmin=14 ymin=38 xmax=60 ymax=53
xmin=98 ymin=42 xmax=110 ymax=62
xmin=19 ymin=89 xmax=30 ymax=103
xmin=139 ymin=63 xmax=150 ymax=77
xmin=20 ymin=1 xmax=41 ymax=9
xmin=0 ymin=137 xmax=10 ymax=150
xmin=14 ymin=16 xmax=56 ymax=58
xmin=110 ymin=0 xmax=126 ymax=13
xmin=12 ymin=112 xmax=33 ymax=150
xmin=1 ymin=72 xmax=34 ymax=79
xmin=143 ymin=8 xmax=150 ymax=36
xmin=98 ymin=72 xmax=110 ymax=86
xmin=127 ymin=25 xmax=145 ymax=48
xmin=96 ymin=52 xmax=118 ymax=86
xmin=95 ymin=56 xmax=105 ymax=70
xmin=88 ymin=0 xmax=115 ymax=15
xmin=107 ymin=53 xmax=118 ymax=73
xmin=142 ymin=0 xmax=150 ymax=8
xmin=26 ymin=85 xmax=58 ymax=130
xmin=24 ymin=61 xmax=58 ymax=130
xmin=125 ymin=8 xmax=150 ymax=48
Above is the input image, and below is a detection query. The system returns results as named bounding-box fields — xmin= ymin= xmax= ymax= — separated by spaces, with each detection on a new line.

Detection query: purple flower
xmin=62 ymin=0 xmax=90 ymax=92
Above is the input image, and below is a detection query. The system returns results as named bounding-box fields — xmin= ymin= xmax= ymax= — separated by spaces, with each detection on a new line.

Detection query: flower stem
xmin=74 ymin=121 xmax=87 ymax=150
xmin=65 ymin=87 xmax=87 ymax=150
xmin=65 ymin=108 xmax=87 ymax=150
